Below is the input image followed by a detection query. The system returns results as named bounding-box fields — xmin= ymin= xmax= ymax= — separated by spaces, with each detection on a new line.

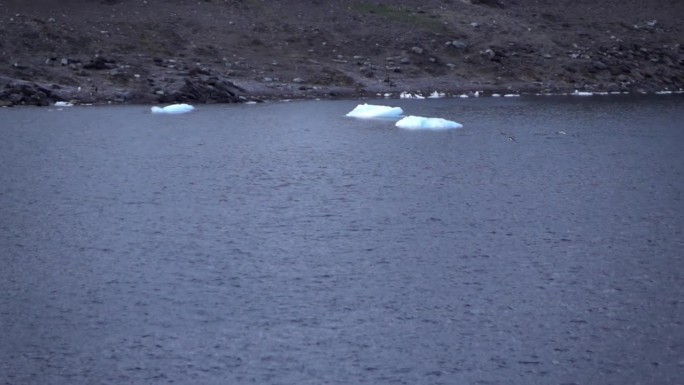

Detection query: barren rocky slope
xmin=1 ymin=0 xmax=682 ymax=105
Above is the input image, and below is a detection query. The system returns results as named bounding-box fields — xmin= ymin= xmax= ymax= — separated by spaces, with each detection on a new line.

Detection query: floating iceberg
xmin=396 ymin=115 xmax=463 ymax=130
xmin=151 ymin=103 xmax=195 ymax=114
xmin=54 ymin=101 xmax=73 ymax=107
xmin=346 ymin=103 xmax=403 ymax=119
xmin=428 ymin=91 xmax=445 ymax=99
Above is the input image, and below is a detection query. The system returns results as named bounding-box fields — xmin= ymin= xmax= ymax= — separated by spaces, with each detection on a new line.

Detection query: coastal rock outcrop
xmin=158 ymin=75 xmax=249 ymax=104
xmin=0 ymin=77 xmax=54 ymax=106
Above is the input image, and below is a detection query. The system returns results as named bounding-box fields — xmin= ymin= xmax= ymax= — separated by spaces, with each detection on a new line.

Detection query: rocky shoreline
xmin=1 ymin=0 xmax=682 ymax=106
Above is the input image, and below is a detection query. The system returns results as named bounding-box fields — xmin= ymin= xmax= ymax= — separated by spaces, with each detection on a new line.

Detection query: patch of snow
xmin=54 ymin=101 xmax=73 ymax=107
xmin=151 ymin=103 xmax=195 ymax=114
xmin=346 ymin=103 xmax=404 ymax=119
xmin=396 ymin=115 xmax=463 ymax=130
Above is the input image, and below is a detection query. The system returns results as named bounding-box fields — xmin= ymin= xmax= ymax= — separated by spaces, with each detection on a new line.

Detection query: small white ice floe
xmin=150 ymin=103 xmax=195 ymax=114
xmin=428 ymin=91 xmax=446 ymax=99
xmin=656 ymin=90 xmax=673 ymax=95
xmin=395 ymin=115 xmax=463 ymax=130
xmin=346 ymin=103 xmax=404 ymax=119
xmin=54 ymin=101 xmax=73 ymax=107
xmin=572 ymin=90 xmax=593 ymax=96
xmin=400 ymin=91 xmax=425 ymax=99
xmin=492 ymin=93 xmax=501 ymax=97
xmin=503 ymin=94 xmax=520 ymax=98
xmin=459 ymin=94 xmax=469 ymax=98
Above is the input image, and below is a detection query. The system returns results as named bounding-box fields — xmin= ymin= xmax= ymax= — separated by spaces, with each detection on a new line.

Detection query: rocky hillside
xmin=1 ymin=0 xmax=682 ymax=105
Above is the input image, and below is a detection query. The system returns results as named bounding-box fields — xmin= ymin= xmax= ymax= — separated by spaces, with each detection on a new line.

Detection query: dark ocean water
xmin=1 ymin=95 xmax=683 ymax=385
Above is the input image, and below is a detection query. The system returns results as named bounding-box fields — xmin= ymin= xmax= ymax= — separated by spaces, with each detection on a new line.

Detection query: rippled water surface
xmin=2 ymin=96 xmax=683 ymax=384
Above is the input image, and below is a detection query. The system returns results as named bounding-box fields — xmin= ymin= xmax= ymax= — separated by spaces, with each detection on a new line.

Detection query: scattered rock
xmin=189 ymin=67 xmax=211 ymax=76
xmin=606 ymin=83 xmax=620 ymax=92
xmin=108 ymin=68 xmax=131 ymax=84
xmin=359 ymin=66 xmax=374 ymax=78
xmin=447 ymin=40 xmax=468 ymax=49
xmin=593 ymin=61 xmax=608 ymax=71
xmin=466 ymin=0 xmax=505 ymax=8
xmin=481 ymin=48 xmax=504 ymax=62
xmin=411 ymin=46 xmax=424 ymax=55
xmin=83 ymin=56 xmax=115 ymax=70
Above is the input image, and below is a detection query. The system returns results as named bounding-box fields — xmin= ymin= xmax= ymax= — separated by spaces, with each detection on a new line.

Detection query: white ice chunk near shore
xmin=396 ymin=115 xmax=463 ymax=130
xmin=151 ymin=103 xmax=195 ymax=114
xmin=346 ymin=103 xmax=404 ymax=119
xmin=400 ymin=91 xmax=425 ymax=99
xmin=54 ymin=101 xmax=73 ymax=107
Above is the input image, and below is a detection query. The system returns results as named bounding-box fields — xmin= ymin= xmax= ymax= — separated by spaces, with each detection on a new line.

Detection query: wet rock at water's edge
xmin=0 ymin=77 xmax=55 ymax=106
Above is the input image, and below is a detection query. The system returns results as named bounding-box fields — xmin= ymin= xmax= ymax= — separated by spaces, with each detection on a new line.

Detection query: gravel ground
xmin=1 ymin=0 xmax=683 ymax=105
